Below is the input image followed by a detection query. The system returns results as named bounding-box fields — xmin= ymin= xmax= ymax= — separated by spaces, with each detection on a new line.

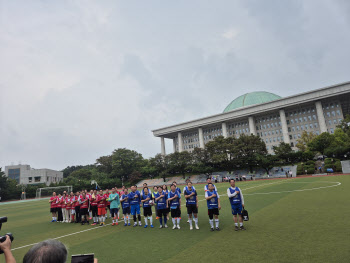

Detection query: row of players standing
xmin=49 ymin=178 xmax=247 ymax=231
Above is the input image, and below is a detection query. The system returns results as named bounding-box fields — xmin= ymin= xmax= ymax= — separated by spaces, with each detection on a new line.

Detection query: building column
xmin=315 ymin=101 xmax=327 ymax=133
xmin=178 ymin=132 xmax=183 ymax=152
xmin=173 ymin=138 xmax=177 ymax=152
xmin=198 ymin=127 xmax=205 ymax=148
xmin=279 ymin=109 xmax=291 ymax=144
xmin=160 ymin=137 xmax=166 ymax=155
xmin=222 ymin=122 xmax=228 ymax=138
xmin=248 ymin=116 xmax=257 ymax=135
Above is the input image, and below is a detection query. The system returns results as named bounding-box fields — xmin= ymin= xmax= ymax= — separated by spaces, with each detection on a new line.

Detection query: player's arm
xmin=227 ymin=188 xmax=237 ymax=198
xmin=205 ymin=192 xmax=211 ymax=200
xmin=196 ymin=195 xmax=198 ymax=208
xmin=218 ymin=195 xmax=221 ymax=210
xmin=239 ymin=188 xmax=245 ymax=207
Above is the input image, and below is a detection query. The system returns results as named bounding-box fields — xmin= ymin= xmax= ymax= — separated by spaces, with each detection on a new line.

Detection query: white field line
xmin=12 ymin=180 xmax=340 ymax=251
xmin=243 ymin=181 xmax=341 ymax=195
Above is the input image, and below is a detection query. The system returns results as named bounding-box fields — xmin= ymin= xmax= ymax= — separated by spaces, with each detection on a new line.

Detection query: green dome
xmin=223 ymin=91 xmax=282 ymax=113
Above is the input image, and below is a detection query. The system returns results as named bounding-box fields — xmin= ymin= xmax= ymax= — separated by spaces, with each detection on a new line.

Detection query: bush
xmin=335 ymin=161 xmax=342 ymax=173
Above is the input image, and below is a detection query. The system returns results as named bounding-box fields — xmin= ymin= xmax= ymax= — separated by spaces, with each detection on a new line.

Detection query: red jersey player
xmin=49 ymin=192 xmax=57 ymax=222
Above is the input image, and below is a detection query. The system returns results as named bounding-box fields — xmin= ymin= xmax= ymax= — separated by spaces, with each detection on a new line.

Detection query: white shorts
xmin=71 ymin=209 xmax=76 ymax=215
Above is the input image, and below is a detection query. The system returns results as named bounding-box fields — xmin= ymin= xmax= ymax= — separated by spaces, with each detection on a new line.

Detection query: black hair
xmin=143 ymin=187 xmax=149 ymax=190
xmin=23 ymin=239 xmax=67 ymax=263
xmin=170 ymin=183 xmax=176 ymax=188
xmin=208 ymin=183 xmax=213 ymax=186
xmin=229 ymin=178 xmax=235 ymax=182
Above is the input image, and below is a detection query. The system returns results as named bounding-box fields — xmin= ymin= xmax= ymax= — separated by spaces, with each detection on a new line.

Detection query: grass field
xmin=1 ymin=175 xmax=350 ymax=263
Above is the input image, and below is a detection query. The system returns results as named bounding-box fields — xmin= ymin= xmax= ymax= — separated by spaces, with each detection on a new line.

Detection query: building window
xmin=34 ymin=177 xmax=41 ymax=182
xmin=330 ymin=128 xmax=334 ymax=134
xmin=28 ymin=177 xmax=32 ymax=183
xmin=8 ymin=168 xmax=20 ymax=183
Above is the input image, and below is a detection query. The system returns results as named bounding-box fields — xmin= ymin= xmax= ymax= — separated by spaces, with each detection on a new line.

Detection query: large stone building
xmin=4 ymin=164 xmax=63 ymax=186
xmin=152 ymin=81 xmax=350 ymax=154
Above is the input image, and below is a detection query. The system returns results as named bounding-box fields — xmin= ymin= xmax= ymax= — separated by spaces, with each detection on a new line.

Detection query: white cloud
xmin=222 ymin=28 xmax=239 ymax=39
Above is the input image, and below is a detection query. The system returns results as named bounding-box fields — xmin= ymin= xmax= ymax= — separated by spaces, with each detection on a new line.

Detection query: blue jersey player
xmin=227 ymin=179 xmax=246 ymax=231
xmin=120 ymin=188 xmax=131 ymax=226
xmin=141 ymin=187 xmax=153 ymax=228
xmin=128 ymin=185 xmax=142 ymax=227
xmin=205 ymin=183 xmax=221 ymax=231
xmin=184 ymin=181 xmax=199 ymax=230
xmin=154 ymin=186 xmax=168 ymax=228
xmin=168 ymin=184 xmax=181 ymax=229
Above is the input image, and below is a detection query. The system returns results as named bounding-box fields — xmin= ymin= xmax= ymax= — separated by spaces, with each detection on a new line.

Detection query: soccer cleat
xmin=133 ymin=223 xmax=137 ymax=227
xmin=144 ymin=225 xmax=148 ymax=228
xmin=190 ymin=225 xmax=193 ymax=230
xmin=81 ymin=222 xmax=85 ymax=225
xmin=159 ymin=225 xmax=163 ymax=229
xmin=99 ymin=223 xmax=103 ymax=226
xmin=216 ymin=227 xmax=220 ymax=231
xmin=156 ymin=217 xmax=159 ymax=219
xmin=235 ymin=226 xmax=239 ymax=231
xmin=124 ymin=223 xmax=127 ymax=226
xmin=187 ymin=220 xmax=189 ymax=223
xmin=112 ymin=223 xmax=115 ymax=226
xmin=240 ymin=226 xmax=246 ymax=231
xmin=177 ymin=225 xmax=181 ymax=230
xmin=210 ymin=228 xmax=214 ymax=231
xmin=164 ymin=224 xmax=168 ymax=228
xmin=115 ymin=222 xmax=118 ymax=225
xmin=51 ymin=220 xmax=55 ymax=222
xmin=195 ymin=224 xmax=199 ymax=230
xmin=89 ymin=217 xmax=92 ymax=220
xmin=128 ymin=223 xmax=131 ymax=226
xmin=91 ymin=223 xmax=97 ymax=226
xmin=151 ymin=225 xmax=154 ymax=228
xmin=173 ymin=225 xmax=177 ymax=230
xmin=139 ymin=222 xmax=142 ymax=226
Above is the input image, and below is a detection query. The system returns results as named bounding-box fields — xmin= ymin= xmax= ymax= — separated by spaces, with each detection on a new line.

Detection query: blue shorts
xmin=231 ymin=204 xmax=243 ymax=215
xmin=110 ymin=208 xmax=119 ymax=217
xmin=130 ymin=205 xmax=140 ymax=216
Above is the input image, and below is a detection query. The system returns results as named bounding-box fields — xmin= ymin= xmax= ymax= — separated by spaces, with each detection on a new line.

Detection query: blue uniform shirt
xmin=168 ymin=190 xmax=180 ymax=209
xmin=128 ymin=191 xmax=141 ymax=206
xmin=154 ymin=191 xmax=167 ymax=209
xmin=206 ymin=190 xmax=219 ymax=209
xmin=228 ymin=187 xmax=242 ymax=205
xmin=141 ymin=193 xmax=152 ymax=208
xmin=184 ymin=188 xmax=197 ymax=206
xmin=121 ymin=194 xmax=130 ymax=208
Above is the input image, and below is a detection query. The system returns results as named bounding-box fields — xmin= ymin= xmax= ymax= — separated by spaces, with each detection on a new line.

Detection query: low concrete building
xmin=152 ymin=81 xmax=350 ymax=154
xmin=4 ymin=164 xmax=63 ymax=186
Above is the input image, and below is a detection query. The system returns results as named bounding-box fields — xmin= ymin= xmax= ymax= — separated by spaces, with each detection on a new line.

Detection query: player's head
xmin=93 ymin=189 xmax=97 ymax=194
xmin=70 ymin=192 xmax=74 ymax=196
xmin=52 ymin=192 xmax=56 ymax=196
xmin=131 ymin=185 xmax=136 ymax=192
xmin=90 ymin=190 xmax=93 ymax=193
xmin=173 ymin=181 xmax=177 ymax=186
xmin=143 ymin=183 xmax=147 ymax=187
xmin=229 ymin=178 xmax=235 ymax=187
xmin=170 ymin=183 xmax=176 ymax=191
xmin=82 ymin=192 xmax=86 ymax=197
xmin=58 ymin=193 xmax=61 ymax=197
xmin=207 ymin=178 xmax=212 ymax=183
xmin=106 ymin=188 xmax=109 ymax=193
xmin=187 ymin=181 xmax=192 ymax=188
xmin=157 ymin=186 xmax=163 ymax=193
xmin=143 ymin=187 xmax=149 ymax=195
xmin=162 ymin=184 xmax=168 ymax=191
xmin=85 ymin=189 xmax=87 ymax=193
xmin=208 ymin=183 xmax=214 ymax=191
xmin=153 ymin=186 xmax=158 ymax=191
xmin=122 ymin=185 xmax=125 ymax=190
xmin=99 ymin=189 xmax=103 ymax=195
xmin=62 ymin=192 xmax=66 ymax=197
xmin=124 ymin=188 xmax=128 ymax=194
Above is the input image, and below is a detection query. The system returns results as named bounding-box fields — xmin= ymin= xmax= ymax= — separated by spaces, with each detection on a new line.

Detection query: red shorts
xmin=98 ymin=207 xmax=106 ymax=216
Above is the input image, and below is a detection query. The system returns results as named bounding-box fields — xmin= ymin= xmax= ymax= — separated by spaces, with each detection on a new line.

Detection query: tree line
xmin=1 ymin=116 xmax=349 ymax=201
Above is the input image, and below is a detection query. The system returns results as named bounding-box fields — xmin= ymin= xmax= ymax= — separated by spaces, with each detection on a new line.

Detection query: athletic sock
xmin=177 ymin=218 xmax=180 ymax=225
xmin=127 ymin=215 xmax=130 ymax=223
xmin=189 ymin=220 xmax=193 ymax=227
xmin=164 ymin=216 xmax=167 ymax=224
xmin=209 ymin=219 xmax=214 ymax=228
xmin=159 ymin=218 xmax=163 ymax=225
xmin=112 ymin=219 xmax=115 ymax=223
xmin=133 ymin=215 xmax=137 ymax=222
xmin=116 ymin=218 xmax=118 ymax=224
xmin=123 ymin=215 xmax=126 ymax=222
xmin=103 ymin=216 xmax=105 ymax=222
xmin=137 ymin=214 xmax=141 ymax=221
xmin=144 ymin=218 xmax=148 ymax=225
xmin=215 ymin=219 xmax=219 ymax=228
xmin=240 ymin=222 xmax=243 ymax=227
xmin=235 ymin=223 xmax=238 ymax=227
xmin=194 ymin=218 xmax=198 ymax=224
xmin=172 ymin=218 xmax=176 ymax=225
xmin=149 ymin=216 xmax=153 ymax=225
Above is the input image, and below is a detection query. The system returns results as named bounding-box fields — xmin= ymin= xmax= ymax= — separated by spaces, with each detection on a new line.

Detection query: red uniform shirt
xmin=50 ymin=196 xmax=57 ymax=208
xmin=56 ymin=197 xmax=62 ymax=208
xmin=105 ymin=193 xmax=110 ymax=205
xmin=72 ymin=196 xmax=79 ymax=207
xmin=96 ymin=194 xmax=106 ymax=208
xmin=61 ymin=197 xmax=67 ymax=208
xmin=80 ymin=197 xmax=89 ymax=209
xmin=90 ymin=194 xmax=98 ymax=206
xmin=66 ymin=197 xmax=71 ymax=209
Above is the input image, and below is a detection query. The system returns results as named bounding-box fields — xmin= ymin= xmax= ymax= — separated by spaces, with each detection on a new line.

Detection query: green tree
xmin=296 ymin=131 xmax=317 ymax=152
xmin=273 ymin=142 xmax=294 ymax=163
xmin=308 ymin=132 xmax=335 ymax=155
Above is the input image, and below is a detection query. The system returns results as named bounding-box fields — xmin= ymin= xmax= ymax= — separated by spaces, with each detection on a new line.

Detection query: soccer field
xmin=1 ymin=175 xmax=350 ymax=263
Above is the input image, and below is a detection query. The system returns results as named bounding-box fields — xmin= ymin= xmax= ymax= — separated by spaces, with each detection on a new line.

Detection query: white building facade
xmin=152 ymin=82 xmax=350 ymax=154
xmin=4 ymin=164 xmax=63 ymax=186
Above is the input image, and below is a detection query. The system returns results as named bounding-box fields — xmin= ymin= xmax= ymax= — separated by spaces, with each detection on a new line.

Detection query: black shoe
xmin=86 ymin=221 xmax=89 ymax=225
xmin=210 ymin=228 xmax=214 ymax=231
xmin=235 ymin=226 xmax=239 ymax=231
xmin=240 ymin=226 xmax=246 ymax=231
xmin=81 ymin=222 xmax=84 ymax=225
xmin=216 ymin=227 xmax=220 ymax=231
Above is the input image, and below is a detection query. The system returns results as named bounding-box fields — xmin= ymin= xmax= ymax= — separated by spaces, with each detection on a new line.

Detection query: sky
xmin=1 ymin=0 xmax=350 ymax=170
